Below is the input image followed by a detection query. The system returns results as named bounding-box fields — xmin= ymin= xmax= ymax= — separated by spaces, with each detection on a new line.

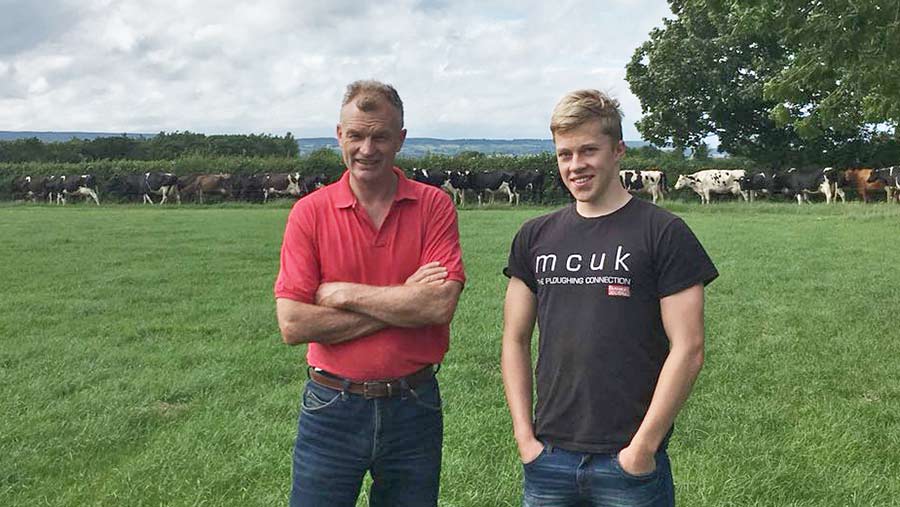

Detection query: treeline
xmin=0 ymin=131 xmax=299 ymax=163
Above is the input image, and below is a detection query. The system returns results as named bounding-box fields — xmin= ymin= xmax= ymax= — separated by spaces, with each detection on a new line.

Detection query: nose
xmin=570 ymin=152 xmax=587 ymax=170
xmin=359 ymin=136 xmax=376 ymax=155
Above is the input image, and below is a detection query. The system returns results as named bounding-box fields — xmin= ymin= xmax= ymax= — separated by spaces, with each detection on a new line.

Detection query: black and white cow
xmin=10 ymin=175 xmax=47 ymax=202
xmin=674 ymin=169 xmax=746 ymax=204
xmin=299 ymin=174 xmax=328 ymax=197
xmin=411 ymin=168 xmax=449 ymax=187
xmin=619 ymin=170 xmax=644 ymax=192
xmin=867 ymin=166 xmax=900 ymax=203
xmin=511 ymin=169 xmax=546 ymax=205
xmin=620 ymin=169 xmax=667 ymax=203
xmin=737 ymin=171 xmax=772 ymax=202
xmin=261 ymin=172 xmax=301 ymax=202
xmin=770 ymin=168 xmax=842 ymax=204
xmin=45 ymin=175 xmax=66 ymax=204
xmin=444 ymin=170 xmax=470 ymax=206
xmin=468 ymin=170 xmax=515 ymax=206
xmin=61 ymin=174 xmax=101 ymax=205
xmin=106 ymin=172 xmax=179 ymax=204
xmin=144 ymin=172 xmax=180 ymax=204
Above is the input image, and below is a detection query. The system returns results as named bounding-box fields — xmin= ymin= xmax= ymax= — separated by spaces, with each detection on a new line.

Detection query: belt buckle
xmin=363 ymin=381 xmax=382 ymax=399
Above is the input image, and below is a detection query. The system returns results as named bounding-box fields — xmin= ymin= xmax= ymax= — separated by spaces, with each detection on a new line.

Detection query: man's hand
xmin=517 ymin=435 xmax=545 ymax=465
xmin=405 ymin=261 xmax=448 ymax=286
xmin=315 ymin=281 xmax=353 ymax=308
xmin=617 ymin=444 xmax=656 ymax=476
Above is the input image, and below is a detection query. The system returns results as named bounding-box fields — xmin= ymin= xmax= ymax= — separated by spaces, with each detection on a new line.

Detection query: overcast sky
xmin=0 ymin=0 xmax=672 ymax=140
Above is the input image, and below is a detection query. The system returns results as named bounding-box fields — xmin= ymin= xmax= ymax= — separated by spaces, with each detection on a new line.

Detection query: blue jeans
xmin=289 ymin=376 xmax=443 ymax=507
xmin=522 ymin=444 xmax=675 ymax=507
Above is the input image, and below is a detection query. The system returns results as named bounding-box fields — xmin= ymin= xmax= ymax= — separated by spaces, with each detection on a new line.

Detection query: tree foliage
xmin=0 ymin=131 xmax=299 ymax=163
xmin=626 ymin=0 xmax=900 ymax=167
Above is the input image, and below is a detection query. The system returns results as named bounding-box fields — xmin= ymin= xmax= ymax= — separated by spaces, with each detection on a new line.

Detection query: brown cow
xmin=178 ymin=173 xmax=232 ymax=203
xmin=842 ymin=168 xmax=890 ymax=203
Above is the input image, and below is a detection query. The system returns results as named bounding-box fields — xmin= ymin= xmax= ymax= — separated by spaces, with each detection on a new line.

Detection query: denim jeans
xmin=289 ymin=376 xmax=443 ymax=507
xmin=522 ymin=443 xmax=675 ymax=507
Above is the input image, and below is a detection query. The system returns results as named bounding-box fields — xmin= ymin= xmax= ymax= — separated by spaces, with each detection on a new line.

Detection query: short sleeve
xmin=274 ymin=202 xmax=321 ymax=303
xmin=654 ymin=218 xmax=718 ymax=298
xmin=503 ymin=225 xmax=538 ymax=293
xmin=420 ymin=191 xmax=466 ymax=285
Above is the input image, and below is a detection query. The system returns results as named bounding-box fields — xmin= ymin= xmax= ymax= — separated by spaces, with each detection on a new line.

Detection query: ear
xmin=396 ymin=128 xmax=407 ymax=153
xmin=335 ymin=123 xmax=343 ymax=144
xmin=614 ymin=140 xmax=626 ymax=161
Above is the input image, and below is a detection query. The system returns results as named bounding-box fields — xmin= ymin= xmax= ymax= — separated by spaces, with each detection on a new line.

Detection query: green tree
xmin=626 ymin=0 xmax=900 ymax=167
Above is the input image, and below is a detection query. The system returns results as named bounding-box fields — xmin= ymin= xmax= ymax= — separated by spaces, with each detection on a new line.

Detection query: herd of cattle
xmin=9 ymin=172 xmax=329 ymax=205
xmin=7 ymin=165 xmax=900 ymax=206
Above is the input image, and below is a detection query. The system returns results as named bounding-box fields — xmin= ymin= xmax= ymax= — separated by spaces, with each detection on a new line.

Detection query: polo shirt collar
xmin=334 ymin=167 xmax=419 ymax=208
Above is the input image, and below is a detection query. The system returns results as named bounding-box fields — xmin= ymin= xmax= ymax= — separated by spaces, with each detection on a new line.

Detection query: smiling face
xmin=554 ymin=119 xmax=626 ymax=212
xmin=336 ymin=95 xmax=407 ymax=187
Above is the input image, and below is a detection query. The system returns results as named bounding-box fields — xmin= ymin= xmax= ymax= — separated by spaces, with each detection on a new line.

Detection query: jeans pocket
xmin=613 ymin=452 xmax=658 ymax=481
xmin=300 ymin=382 xmax=342 ymax=412
xmin=521 ymin=443 xmax=549 ymax=469
xmin=409 ymin=380 xmax=442 ymax=411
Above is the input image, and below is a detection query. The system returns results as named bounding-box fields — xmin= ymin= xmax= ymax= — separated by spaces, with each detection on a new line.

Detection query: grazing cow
xmin=867 ymin=167 xmax=900 ymax=203
xmin=674 ymin=169 xmax=746 ymax=204
xmin=10 ymin=175 xmax=47 ymax=202
xmin=468 ymin=170 xmax=515 ymax=205
xmin=178 ymin=173 xmax=232 ymax=203
xmin=61 ymin=174 xmax=100 ymax=205
xmin=843 ymin=168 xmax=887 ymax=203
xmin=769 ymin=168 xmax=838 ymax=204
xmin=261 ymin=172 xmax=301 ymax=202
xmin=620 ymin=169 xmax=667 ymax=203
xmin=511 ymin=169 xmax=546 ymax=204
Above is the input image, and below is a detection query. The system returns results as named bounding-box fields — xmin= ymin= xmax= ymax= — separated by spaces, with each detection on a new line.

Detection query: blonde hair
xmin=550 ymin=89 xmax=623 ymax=142
xmin=341 ymin=80 xmax=404 ymax=128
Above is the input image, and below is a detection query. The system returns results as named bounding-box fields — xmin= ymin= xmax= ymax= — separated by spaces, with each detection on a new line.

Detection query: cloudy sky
xmin=0 ymin=0 xmax=672 ymax=140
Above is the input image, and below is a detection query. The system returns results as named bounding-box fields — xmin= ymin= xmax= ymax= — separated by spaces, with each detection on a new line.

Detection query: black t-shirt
xmin=504 ymin=198 xmax=718 ymax=453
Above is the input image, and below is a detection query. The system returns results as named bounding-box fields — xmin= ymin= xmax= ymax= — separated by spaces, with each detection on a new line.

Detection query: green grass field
xmin=2 ymin=201 xmax=900 ymax=506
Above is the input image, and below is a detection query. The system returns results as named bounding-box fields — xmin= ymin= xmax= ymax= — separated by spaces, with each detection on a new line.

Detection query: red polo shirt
xmin=275 ymin=167 xmax=466 ymax=380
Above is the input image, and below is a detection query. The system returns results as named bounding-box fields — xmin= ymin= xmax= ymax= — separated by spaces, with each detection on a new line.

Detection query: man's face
xmin=336 ymin=98 xmax=407 ymax=184
xmin=554 ymin=120 xmax=625 ymax=205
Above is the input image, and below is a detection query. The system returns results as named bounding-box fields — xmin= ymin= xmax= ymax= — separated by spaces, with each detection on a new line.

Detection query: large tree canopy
xmin=626 ymin=0 xmax=900 ymax=166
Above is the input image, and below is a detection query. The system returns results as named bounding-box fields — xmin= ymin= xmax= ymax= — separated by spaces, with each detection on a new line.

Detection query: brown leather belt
xmin=308 ymin=365 xmax=435 ymax=399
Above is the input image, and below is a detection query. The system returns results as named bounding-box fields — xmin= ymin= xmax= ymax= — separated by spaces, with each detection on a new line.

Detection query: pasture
xmin=2 ymin=201 xmax=900 ymax=506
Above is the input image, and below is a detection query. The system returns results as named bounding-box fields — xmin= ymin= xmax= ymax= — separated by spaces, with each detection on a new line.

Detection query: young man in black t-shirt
xmin=501 ymin=89 xmax=718 ymax=507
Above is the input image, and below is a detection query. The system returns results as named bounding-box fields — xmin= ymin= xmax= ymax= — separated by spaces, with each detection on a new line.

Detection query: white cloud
xmin=0 ymin=0 xmax=672 ymax=140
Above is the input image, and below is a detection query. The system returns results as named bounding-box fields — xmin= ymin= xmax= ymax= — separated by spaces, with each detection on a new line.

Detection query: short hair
xmin=549 ymin=89 xmax=623 ymax=142
xmin=341 ymin=80 xmax=404 ymax=128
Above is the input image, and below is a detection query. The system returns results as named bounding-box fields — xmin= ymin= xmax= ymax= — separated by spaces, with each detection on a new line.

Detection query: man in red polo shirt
xmin=275 ymin=80 xmax=465 ymax=507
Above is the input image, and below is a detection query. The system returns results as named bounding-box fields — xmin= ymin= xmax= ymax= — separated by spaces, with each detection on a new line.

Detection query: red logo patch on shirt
xmin=607 ymin=284 xmax=631 ymax=297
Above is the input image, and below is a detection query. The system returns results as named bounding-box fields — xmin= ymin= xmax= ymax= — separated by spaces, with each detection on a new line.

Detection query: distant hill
xmin=0 ymin=131 xmax=650 ymax=156
xmin=0 ymin=131 xmax=154 ymax=142
xmin=298 ymin=137 xmax=650 ymax=156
